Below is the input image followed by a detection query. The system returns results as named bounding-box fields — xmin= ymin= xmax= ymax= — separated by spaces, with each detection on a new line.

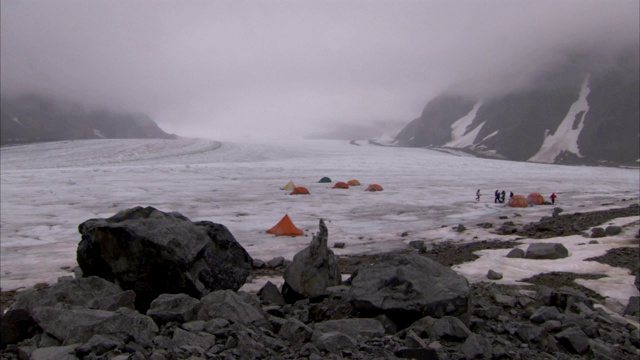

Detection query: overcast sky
xmin=1 ymin=0 xmax=638 ymax=140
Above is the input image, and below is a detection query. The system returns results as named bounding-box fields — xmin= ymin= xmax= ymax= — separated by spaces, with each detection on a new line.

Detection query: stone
xmin=146 ymin=293 xmax=201 ymax=326
xmin=257 ymin=281 xmax=286 ymax=306
xmin=524 ymin=243 xmax=569 ymax=259
xmin=349 ymin=253 xmax=470 ymax=328
xmin=604 ymin=226 xmax=622 ymax=236
xmin=529 ymin=306 xmax=562 ymax=324
xmin=312 ymin=318 xmax=385 ymax=341
xmin=9 ymin=276 xmax=134 ymax=313
xmin=461 ymin=333 xmax=492 ymax=360
xmin=282 ymin=219 xmax=342 ymax=302
xmin=486 ymin=269 xmax=503 ymax=280
xmin=555 ymin=327 xmax=590 ymax=354
xmin=0 ymin=309 xmax=39 ymax=350
xmin=590 ymin=227 xmax=606 ymax=238
xmin=506 ymin=248 xmax=525 ymax=258
xmin=312 ymin=332 xmax=357 ymax=354
xmin=197 ymin=290 xmax=270 ymax=330
xmin=623 ymin=296 xmax=639 ymax=318
xmin=266 ymin=256 xmax=285 ymax=268
xmin=278 ymin=318 xmax=313 ymax=343
xmin=77 ymin=206 xmax=252 ymax=312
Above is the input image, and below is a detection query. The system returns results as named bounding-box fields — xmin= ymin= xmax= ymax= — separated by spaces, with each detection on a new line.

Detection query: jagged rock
xmin=282 ymin=219 xmax=342 ymax=302
xmin=266 ymin=257 xmax=285 ymax=268
xmin=257 ymin=281 xmax=286 ymax=306
xmin=454 ymin=224 xmax=466 ymax=232
xmin=524 ymin=243 xmax=569 ymax=259
xmin=32 ymin=307 xmax=158 ymax=346
xmin=311 ymin=318 xmax=385 ymax=341
xmin=146 ymin=293 xmax=201 ymax=326
xmin=30 ymin=344 xmax=80 ymax=360
xmin=77 ymin=206 xmax=252 ymax=312
xmin=555 ymin=327 xmax=591 ymax=354
xmin=0 ymin=309 xmax=39 ymax=350
xmin=410 ymin=316 xmax=472 ymax=341
xmin=590 ymin=227 xmax=606 ymax=238
xmin=197 ymin=290 xmax=270 ymax=330
xmin=348 ymin=253 xmax=470 ymax=328
xmin=506 ymin=248 xmax=525 ymax=258
xmin=461 ymin=333 xmax=492 ymax=360
xmin=278 ymin=318 xmax=313 ymax=343
xmin=486 ymin=269 xmax=503 ymax=280
xmin=604 ymin=225 xmax=622 ymax=236
xmin=9 ymin=276 xmax=134 ymax=313
xmin=74 ymin=334 xmax=122 ymax=357
xmin=476 ymin=222 xmax=493 ymax=229
xmin=312 ymin=331 xmax=357 ymax=353
xmin=170 ymin=327 xmax=216 ymax=350
xmin=552 ymin=208 xmax=564 ymax=217
xmin=529 ymin=306 xmax=562 ymax=324
xmin=623 ymin=296 xmax=639 ymax=318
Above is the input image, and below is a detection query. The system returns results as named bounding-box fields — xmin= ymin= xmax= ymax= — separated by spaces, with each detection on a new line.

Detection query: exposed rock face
xmin=393 ymin=47 xmax=639 ymax=166
xmin=77 ymin=206 xmax=253 ymax=312
xmin=282 ymin=219 xmax=342 ymax=302
xmin=348 ymin=253 xmax=470 ymax=328
xmin=0 ymin=94 xmax=177 ymax=145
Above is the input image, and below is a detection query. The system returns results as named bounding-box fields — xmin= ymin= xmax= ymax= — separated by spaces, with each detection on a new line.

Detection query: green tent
xmin=318 ymin=176 xmax=332 ymax=183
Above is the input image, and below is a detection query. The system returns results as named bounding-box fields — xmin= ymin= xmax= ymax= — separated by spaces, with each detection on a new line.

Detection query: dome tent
xmin=290 ymin=186 xmax=310 ymax=195
xmin=332 ymin=182 xmax=349 ymax=189
xmin=347 ymin=179 xmax=361 ymax=186
xmin=527 ymin=192 xmax=545 ymax=205
xmin=281 ymin=180 xmax=296 ymax=191
xmin=266 ymin=214 xmax=304 ymax=236
xmin=365 ymin=184 xmax=383 ymax=192
xmin=508 ymin=195 xmax=528 ymax=208
xmin=318 ymin=177 xmax=332 ymax=183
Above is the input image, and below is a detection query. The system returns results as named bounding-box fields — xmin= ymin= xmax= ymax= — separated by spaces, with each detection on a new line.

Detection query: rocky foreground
xmin=1 ymin=205 xmax=639 ymax=360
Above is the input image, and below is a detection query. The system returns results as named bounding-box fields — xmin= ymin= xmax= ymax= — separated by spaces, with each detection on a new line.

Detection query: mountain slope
xmin=0 ymin=94 xmax=177 ymax=145
xmin=393 ymin=47 xmax=639 ymax=166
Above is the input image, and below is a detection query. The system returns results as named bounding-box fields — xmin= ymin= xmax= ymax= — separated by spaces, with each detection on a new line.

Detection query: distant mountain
xmin=393 ymin=47 xmax=639 ymax=167
xmin=0 ymin=94 xmax=177 ymax=146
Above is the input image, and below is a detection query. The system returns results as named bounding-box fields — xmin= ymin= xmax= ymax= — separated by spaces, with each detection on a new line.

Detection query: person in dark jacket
xmin=494 ymin=190 xmax=500 ymax=203
xmin=550 ymin=192 xmax=557 ymax=204
xmin=500 ymin=190 xmax=506 ymax=203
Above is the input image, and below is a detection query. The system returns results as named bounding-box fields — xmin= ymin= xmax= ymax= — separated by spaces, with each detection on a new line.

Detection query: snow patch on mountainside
xmin=11 ymin=117 xmax=25 ymax=127
xmin=444 ymin=102 xmax=483 ymax=148
xmin=529 ymin=76 xmax=590 ymax=163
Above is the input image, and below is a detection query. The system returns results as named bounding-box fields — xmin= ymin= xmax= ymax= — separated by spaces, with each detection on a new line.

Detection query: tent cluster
xmin=507 ymin=192 xmax=548 ymax=208
xmin=268 ymin=177 xmax=385 ymax=236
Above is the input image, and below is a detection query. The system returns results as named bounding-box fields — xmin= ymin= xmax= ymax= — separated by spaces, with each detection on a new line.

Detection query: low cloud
xmin=1 ymin=0 xmax=638 ymax=140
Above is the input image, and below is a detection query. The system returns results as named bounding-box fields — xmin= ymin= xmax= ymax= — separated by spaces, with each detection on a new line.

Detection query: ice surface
xmin=1 ymin=138 xmax=638 ymax=310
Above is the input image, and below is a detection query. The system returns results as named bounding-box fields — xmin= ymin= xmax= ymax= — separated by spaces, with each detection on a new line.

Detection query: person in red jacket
xmin=550 ymin=192 xmax=557 ymax=204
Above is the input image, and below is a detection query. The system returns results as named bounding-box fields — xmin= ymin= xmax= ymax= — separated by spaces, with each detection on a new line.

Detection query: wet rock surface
xmin=1 ymin=205 xmax=639 ymax=359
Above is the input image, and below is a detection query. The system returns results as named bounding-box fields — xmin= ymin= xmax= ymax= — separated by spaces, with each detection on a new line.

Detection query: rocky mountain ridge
xmin=0 ymin=94 xmax=177 ymax=146
xmin=393 ymin=47 xmax=640 ymax=167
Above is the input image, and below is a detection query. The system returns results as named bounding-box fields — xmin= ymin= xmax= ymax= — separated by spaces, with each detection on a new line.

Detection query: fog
xmin=1 ymin=0 xmax=638 ymax=140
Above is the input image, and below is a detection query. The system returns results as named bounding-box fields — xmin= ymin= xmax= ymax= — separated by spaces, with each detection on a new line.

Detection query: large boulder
xmin=282 ymin=219 xmax=342 ymax=302
xmin=77 ymin=206 xmax=253 ymax=312
xmin=348 ymin=253 xmax=470 ymax=328
xmin=525 ymin=243 xmax=569 ymax=259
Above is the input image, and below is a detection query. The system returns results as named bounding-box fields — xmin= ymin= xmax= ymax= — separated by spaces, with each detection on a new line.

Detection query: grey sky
xmin=1 ymin=0 xmax=638 ymax=140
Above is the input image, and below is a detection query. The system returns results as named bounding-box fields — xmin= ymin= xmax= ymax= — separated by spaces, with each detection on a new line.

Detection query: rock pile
xmin=1 ymin=208 xmax=639 ymax=359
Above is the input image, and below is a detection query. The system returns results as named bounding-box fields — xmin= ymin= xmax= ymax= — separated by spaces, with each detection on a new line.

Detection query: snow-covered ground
xmin=1 ymin=138 xmax=638 ymax=312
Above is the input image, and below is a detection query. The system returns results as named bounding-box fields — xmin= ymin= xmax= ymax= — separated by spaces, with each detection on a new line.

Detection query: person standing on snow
xmin=500 ymin=190 xmax=506 ymax=203
xmin=476 ymin=189 xmax=481 ymax=202
xmin=494 ymin=190 xmax=500 ymax=203
xmin=550 ymin=192 xmax=557 ymax=204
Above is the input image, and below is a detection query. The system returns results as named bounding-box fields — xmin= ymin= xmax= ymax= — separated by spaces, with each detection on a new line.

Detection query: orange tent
xmin=266 ymin=214 xmax=304 ymax=236
xmin=290 ymin=186 xmax=310 ymax=195
xmin=347 ymin=179 xmax=361 ymax=186
xmin=365 ymin=184 xmax=383 ymax=192
xmin=508 ymin=195 xmax=528 ymax=208
xmin=332 ymin=182 xmax=349 ymax=189
xmin=526 ymin=192 xmax=545 ymax=205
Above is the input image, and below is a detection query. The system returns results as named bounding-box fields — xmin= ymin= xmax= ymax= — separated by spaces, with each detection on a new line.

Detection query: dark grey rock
xmin=348 ymin=253 xmax=470 ymax=328
xmin=266 ymin=256 xmax=285 ymax=268
xmin=590 ymin=227 xmax=606 ymax=238
xmin=312 ymin=332 xmax=357 ymax=353
xmin=312 ymin=318 xmax=385 ymax=341
xmin=0 ymin=309 xmax=39 ymax=350
xmin=333 ymin=242 xmax=346 ymax=249
xmin=197 ymin=290 xmax=269 ymax=330
xmin=74 ymin=334 xmax=122 ymax=357
xmin=524 ymin=243 xmax=569 ymax=259
xmin=623 ymin=296 xmax=639 ymax=318
xmin=278 ymin=318 xmax=312 ymax=343
xmin=282 ymin=219 xmax=342 ymax=302
xmin=506 ymin=248 xmax=525 ymax=258
xmin=486 ymin=269 xmax=503 ymax=280
xmin=529 ymin=306 xmax=562 ymax=324
xmin=604 ymin=226 xmax=622 ymax=236
xmin=257 ymin=281 xmax=286 ymax=306
xmin=147 ymin=293 xmax=201 ymax=326
xmin=555 ymin=327 xmax=590 ymax=354
xmin=77 ymin=206 xmax=252 ymax=312
xmin=460 ymin=333 xmax=492 ymax=360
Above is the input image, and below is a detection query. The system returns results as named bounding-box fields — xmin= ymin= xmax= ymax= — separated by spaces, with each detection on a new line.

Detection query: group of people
xmin=475 ymin=189 xmax=558 ymax=205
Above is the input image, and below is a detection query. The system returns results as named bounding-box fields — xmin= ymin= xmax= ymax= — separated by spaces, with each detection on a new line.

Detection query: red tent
xmin=508 ymin=195 xmax=528 ymax=208
xmin=266 ymin=214 xmax=304 ymax=236
xmin=527 ymin=192 xmax=545 ymax=205
xmin=332 ymin=182 xmax=349 ymax=189
xmin=365 ymin=184 xmax=384 ymax=192
xmin=290 ymin=186 xmax=310 ymax=195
